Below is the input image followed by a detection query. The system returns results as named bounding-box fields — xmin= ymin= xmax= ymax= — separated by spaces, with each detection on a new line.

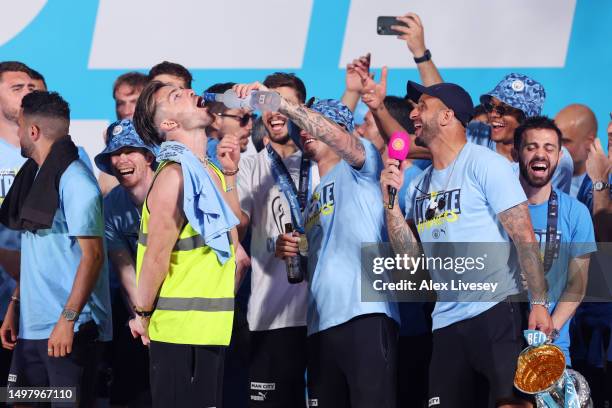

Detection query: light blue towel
xmin=157 ymin=141 xmax=238 ymax=264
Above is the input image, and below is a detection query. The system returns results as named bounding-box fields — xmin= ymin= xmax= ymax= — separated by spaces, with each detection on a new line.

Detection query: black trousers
xmin=307 ymin=313 xmax=398 ymax=408
xmin=8 ymin=320 xmax=99 ymax=408
xmin=149 ymin=340 xmax=225 ymax=408
xmin=249 ymin=326 xmax=307 ymax=408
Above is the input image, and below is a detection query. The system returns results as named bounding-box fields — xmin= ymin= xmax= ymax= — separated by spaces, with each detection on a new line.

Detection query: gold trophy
xmin=514 ymin=330 xmax=592 ymax=407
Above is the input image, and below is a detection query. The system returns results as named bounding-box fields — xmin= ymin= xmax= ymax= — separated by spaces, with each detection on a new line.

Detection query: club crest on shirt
xmin=414 ymin=188 xmax=462 ymax=233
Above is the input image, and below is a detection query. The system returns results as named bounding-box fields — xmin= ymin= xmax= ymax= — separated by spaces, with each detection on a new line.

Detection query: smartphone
xmin=377 ymin=16 xmax=407 ymax=35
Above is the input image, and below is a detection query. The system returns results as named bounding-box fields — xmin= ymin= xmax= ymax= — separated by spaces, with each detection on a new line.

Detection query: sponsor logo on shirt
xmin=306 ymin=182 xmax=334 ymax=228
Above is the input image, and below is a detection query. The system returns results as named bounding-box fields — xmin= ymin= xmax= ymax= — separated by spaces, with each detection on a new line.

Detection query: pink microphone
xmin=387 ymin=132 xmax=410 ymax=209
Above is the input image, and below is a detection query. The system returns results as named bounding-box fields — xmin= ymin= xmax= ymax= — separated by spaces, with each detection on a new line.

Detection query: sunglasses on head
xmin=216 ymin=112 xmax=254 ymax=127
xmin=483 ymin=101 xmax=525 ymax=121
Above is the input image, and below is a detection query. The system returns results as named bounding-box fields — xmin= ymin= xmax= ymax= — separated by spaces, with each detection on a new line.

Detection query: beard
xmin=269 ymin=133 xmax=292 ymax=145
xmin=415 ymin=118 xmax=439 ymax=147
xmin=519 ymin=157 xmax=557 ymax=188
xmin=20 ymin=143 xmax=33 ymax=159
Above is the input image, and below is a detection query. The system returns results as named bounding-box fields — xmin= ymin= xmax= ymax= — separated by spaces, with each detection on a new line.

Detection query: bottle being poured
xmin=198 ymin=89 xmax=281 ymax=112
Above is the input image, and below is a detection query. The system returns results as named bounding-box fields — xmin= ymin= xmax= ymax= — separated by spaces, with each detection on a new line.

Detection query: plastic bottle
xmin=200 ymin=89 xmax=281 ymax=112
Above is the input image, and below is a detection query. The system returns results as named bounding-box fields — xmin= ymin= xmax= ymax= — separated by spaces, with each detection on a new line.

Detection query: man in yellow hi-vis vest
xmin=130 ymin=80 xmax=241 ymax=408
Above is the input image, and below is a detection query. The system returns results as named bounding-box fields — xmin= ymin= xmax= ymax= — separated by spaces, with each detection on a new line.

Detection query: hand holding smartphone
xmin=377 ymin=16 xmax=408 ymax=35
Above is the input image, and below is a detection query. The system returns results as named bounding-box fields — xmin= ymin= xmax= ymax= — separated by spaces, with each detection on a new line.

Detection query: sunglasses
xmin=483 ymin=101 xmax=525 ymax=121
xmin=216 ymin=113 xmax=254 ymax=127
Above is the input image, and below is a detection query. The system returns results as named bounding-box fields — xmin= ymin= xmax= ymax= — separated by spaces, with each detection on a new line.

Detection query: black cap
xmin=406 ymin=81 xmax=474 ymax=127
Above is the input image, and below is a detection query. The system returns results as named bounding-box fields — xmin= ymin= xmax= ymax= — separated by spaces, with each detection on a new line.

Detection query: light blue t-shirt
xmin=466 ymin=124 xmax=574 ymax=193
xmin=104 ymin=185 xmax=140 ymax=258
xmin=0 ymin=139 xmax=25 ymax=317
xmin=404 ymin=142 xmax=527 ymax=330
xmin=398 ymin=164 xmax=424 ymax=215
xmin=305 ymin=139 xmax=399 ymax=335
xmin=528 ymin=188 xmax=596 ymax=365
xmin=104 ymin=185 xmax=141 ymax=294
xmin=20 ymin=160 xmax=112 ymax=341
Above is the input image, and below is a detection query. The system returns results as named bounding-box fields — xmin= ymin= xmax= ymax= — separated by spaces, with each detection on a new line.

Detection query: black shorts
xmin=307 ymin=313 xmax=398 ymax=408
xmin=428 ymin=301 xmax=526 ymax=408
xmin=149 ymin=341 xmax=225 ymax=408
xmin=7 ymin=320 xmax=100 ymax=408
xmin=249 ymin=326 xmax=307 ymax=408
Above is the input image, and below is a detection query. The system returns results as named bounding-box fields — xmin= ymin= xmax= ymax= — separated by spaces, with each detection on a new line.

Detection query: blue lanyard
xmin=266 ymin=144 xmax=310 ymax=233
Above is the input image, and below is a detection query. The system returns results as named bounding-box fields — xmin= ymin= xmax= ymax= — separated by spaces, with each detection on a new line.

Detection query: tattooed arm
xmin=381 ymin=156 xmax=421 ymax=257
xmin=278 ymin=98 xmax=366 ymax=168
xmin=498 ymin=202 xmax=553 ymax=334
xmin=498 ymin=202 xmax=548 ymax=299
xmin=232 ymin=81 xmax=366 ymax=167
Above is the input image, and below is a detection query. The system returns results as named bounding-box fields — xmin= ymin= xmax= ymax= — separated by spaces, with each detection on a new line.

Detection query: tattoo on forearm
xmin=386 ymin=210 xmax=421 ymax=258
xmin=280 ymin=100 xmax=366 ymax=167
xmin=498 ymin=202 xmax=548 ymax=299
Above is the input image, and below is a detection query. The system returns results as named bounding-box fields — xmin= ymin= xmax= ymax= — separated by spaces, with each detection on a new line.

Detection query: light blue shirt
xmin=398 ymin=164 xmax=424 ymax=215
xmin=0 ymin=139 xmax=25 ymax=317
xmin=104 ymin=185 xmax=141 ymax=294
xmin=466 ymin=124 xmax=574 ymax=193
xmin=404 ymin=142 xmax=527 ymax=330
xmin=305 ymin=139 xmax=399 ymax=335
xmin=19 ymin=160 xmax=112 ymax=341
xmin=104 ymin=185 xmax=140 ymax=258
xmin=528 ymin=189 xmax=596 ymax=364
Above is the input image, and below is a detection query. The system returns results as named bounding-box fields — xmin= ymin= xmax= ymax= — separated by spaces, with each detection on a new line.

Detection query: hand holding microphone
xmin=385 ymin=132 xmax=410 ymax=209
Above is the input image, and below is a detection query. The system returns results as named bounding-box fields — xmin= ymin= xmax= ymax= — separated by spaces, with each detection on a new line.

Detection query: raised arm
xmin=498 ymin=202 xmax=553 ymax=334
xmin=341 ymin=53 xmax=370 ymax=112
xmin=586 ymin=138 xmax=612 ymax=241
xmin=357 ymin=67 xmax=432 ymax=159
xmin=393 ymin=13 xmax=443 ymax=86
xmin=279 ymin=98 xmax=366 ymax=168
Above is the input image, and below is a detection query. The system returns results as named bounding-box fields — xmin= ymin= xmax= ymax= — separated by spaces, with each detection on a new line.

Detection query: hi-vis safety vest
xmin=136 ymin=160 xmax=235 ymax=346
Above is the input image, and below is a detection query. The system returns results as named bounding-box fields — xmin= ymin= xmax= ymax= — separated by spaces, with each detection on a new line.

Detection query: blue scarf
xmin=157 ymin=141 xmax=239 ymax=265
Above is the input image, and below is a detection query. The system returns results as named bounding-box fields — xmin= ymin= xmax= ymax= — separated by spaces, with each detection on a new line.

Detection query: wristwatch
xmin=133 ymin=306 xmax=155 ymax=318
xmin=530 ymin=298 xmax=550 ymax=310
xmin=414 ymin=49 xmax=432 ymax=64
xmin=61 ymin=309 xmax=79 ymax=322
xmin=549 ymin=328 xmax=560 ymax=342
xmin=593 ymin=180 xmax=610 ymax=191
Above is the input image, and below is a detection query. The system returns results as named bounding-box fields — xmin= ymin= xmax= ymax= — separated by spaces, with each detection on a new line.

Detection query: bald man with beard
xmin=555 ymin=104 xmax=598 ymax=197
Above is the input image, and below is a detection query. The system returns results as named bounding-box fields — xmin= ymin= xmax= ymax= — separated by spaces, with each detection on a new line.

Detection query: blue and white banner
xmin=1 ymin=0 xmax=610 ymax=168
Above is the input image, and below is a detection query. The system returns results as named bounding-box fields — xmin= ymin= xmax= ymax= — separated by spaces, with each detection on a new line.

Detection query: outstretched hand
xmin=393 ymin=13 xmax=427 ymax=57
xmin=358 ymin=66 xmax=388 ymax=112
xmin=346 ymin=53 xmax=371 ymax=93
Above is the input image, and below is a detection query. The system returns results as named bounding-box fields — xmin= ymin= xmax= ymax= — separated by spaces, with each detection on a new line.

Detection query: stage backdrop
xmin=1 ymin=0 xmax=611 ymax=174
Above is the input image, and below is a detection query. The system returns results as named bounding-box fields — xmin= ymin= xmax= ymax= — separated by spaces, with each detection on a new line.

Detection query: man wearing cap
xmin=476 ymin=73 xmax=574 ymax=194
xmin=236 ymin=77 xmax=401 ymax=406
xmin=381 ymin=81 xmax=552 ymax=407
xmin=94 ymin=119 xmax=156 ymax=405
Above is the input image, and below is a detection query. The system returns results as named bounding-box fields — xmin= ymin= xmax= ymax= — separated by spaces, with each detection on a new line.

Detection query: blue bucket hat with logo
xmin=480 ymin=73 xmax=546 ymax=118
xmin=95 ymin=119 xmax=158 ymax=175
xmin=310 ymin=99 xmax=355 ymax=133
